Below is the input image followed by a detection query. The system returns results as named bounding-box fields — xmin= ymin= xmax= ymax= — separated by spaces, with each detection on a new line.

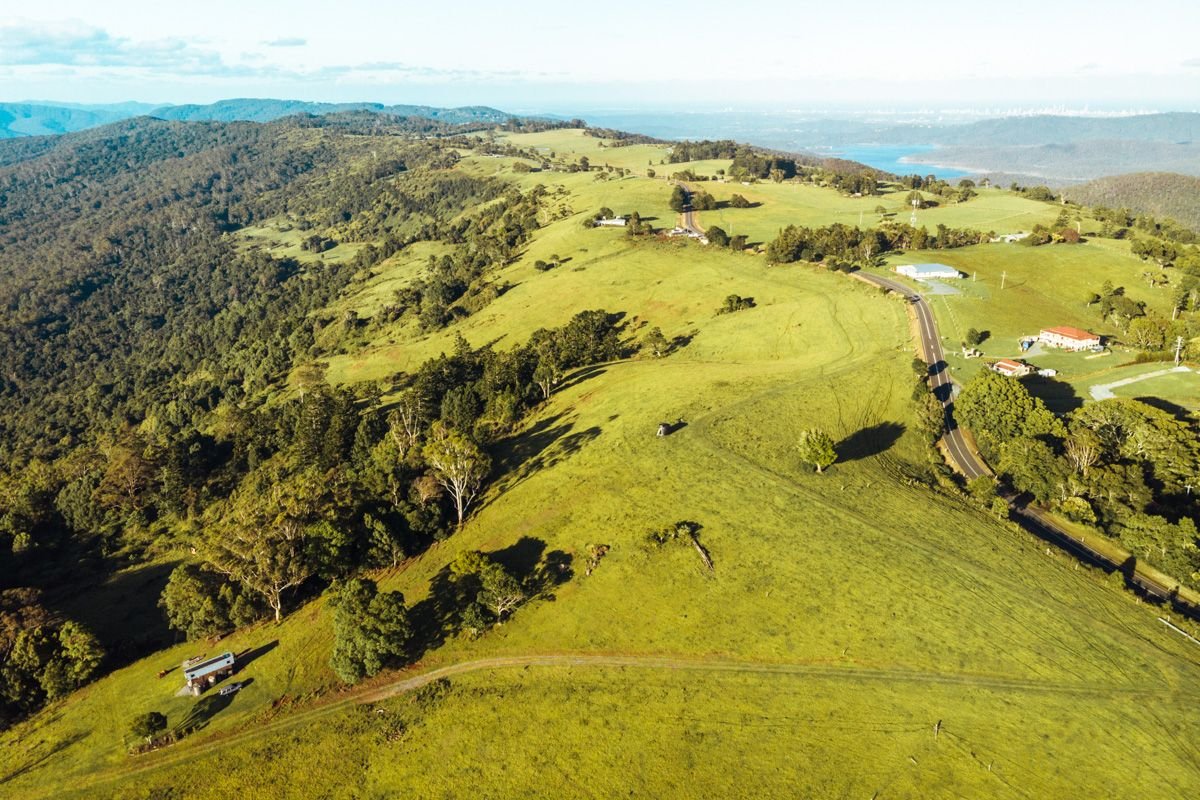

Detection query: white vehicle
xmin=218 ymin=682 xmax=244 ymax=697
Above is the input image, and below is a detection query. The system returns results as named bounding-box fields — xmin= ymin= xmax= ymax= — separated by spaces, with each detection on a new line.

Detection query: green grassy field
xmin=5 ymin=129 xmax=1200 ymax=799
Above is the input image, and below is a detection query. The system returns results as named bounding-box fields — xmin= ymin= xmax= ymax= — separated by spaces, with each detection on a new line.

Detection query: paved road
xmin=675 ymin=182 xmax=705 ymax=235
xmin=856 ymin=270 xmax=1198 ymax=617
xmin=853 ymin=271 xmax=988 ymax=480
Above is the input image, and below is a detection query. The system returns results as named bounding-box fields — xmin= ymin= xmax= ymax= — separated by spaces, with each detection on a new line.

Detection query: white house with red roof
xmin=990 ymin=358 xmax=1034 ymax=377
xmin=1038 ymin=326 xmax=1102 ymax=351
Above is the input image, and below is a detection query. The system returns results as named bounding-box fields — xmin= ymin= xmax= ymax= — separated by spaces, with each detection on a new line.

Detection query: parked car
xmin=218 ymin=682 xmax=244 ymax=696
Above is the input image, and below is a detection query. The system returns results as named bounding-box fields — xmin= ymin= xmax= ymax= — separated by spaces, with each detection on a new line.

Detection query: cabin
xmin=594 ymin=216 xmax=627 ymax=227
xmin=895 ymin=263 xmax=963 ymax=280
xmin=183 ymin=652 xmax=235 ymax=696
xmin=990 ymin=358 xmax=1034 ymax=378
xmin=1039 ymin=326 xmax=1102 ymax=351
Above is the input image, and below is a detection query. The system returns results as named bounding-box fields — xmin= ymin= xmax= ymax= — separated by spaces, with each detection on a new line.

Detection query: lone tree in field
xmin=329 ymin=578 xmax=412 ymax=683
xmin=798 ymin=429 xmax=837 ymax=473
xmin=424 ymin=426 xmax=490 ymax=527
xmin=129 ymin=711 xmax=167 ymax=744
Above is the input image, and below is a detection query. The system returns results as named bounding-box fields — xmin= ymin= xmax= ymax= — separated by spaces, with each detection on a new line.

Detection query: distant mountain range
xmin=0 ymin=99 xmax=516 ymax=138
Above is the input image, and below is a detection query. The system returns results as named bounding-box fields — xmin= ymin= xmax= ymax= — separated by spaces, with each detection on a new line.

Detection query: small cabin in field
xmin=1039 ymin=326 xmax=1102 ymax=351
xmin=990 ymin=358 xmax=1034 ymax=378
xmin=594 ymin=216 xmax=627 ymax=227
xmin=183 ymin=652 xmax=235 ymax=695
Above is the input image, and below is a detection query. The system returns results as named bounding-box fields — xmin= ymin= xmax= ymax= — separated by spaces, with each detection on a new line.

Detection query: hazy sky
xmin=2 ymin=0 xmax=1199 ymax=111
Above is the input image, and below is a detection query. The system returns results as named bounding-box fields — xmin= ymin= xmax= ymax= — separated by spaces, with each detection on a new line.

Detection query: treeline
xmin=958 ymin=371 xmax=1200 ymax=585
xmin=766 ymin=221 xmax=990 ymax=267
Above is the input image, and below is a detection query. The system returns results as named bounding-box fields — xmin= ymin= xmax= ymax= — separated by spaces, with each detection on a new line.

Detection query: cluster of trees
xmin=704 ymin=226 xmax=748 ymax=251
xmin=156 ymin=308 xmax=623 ymax=639
xmin=957 ymin=371 xmax=1200 ymax=585
xmin=766 ymin=221 xmax=989 ymax=267
xmin=716 ymin=295 xmax=755 ymax=314
xmin=1 ymin=589 xmax=104 ymax=726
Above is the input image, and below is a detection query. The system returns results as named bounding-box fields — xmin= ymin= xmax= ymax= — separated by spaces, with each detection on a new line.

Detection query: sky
xmin=2 ymin=0 xmax=1199 ymax=113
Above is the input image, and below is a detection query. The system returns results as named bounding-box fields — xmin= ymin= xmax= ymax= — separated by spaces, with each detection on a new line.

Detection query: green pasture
xmin=5 ymin=134 xmax=1200 ymax=799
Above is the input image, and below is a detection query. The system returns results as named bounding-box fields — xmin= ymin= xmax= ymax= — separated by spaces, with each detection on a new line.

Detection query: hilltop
xmin=1063 ymin=172 xmax=1200 ymax=232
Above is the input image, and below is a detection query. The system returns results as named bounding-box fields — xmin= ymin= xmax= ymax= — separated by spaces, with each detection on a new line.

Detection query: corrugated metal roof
xmin=184 ymin=652 xmax=235 ymax=681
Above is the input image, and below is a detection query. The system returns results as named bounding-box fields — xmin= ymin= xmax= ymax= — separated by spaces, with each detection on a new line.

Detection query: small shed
xmin=594 ymin=216 xmax=627 ymax=227
xmin=183 ymin=652 xmax=235 ymax=696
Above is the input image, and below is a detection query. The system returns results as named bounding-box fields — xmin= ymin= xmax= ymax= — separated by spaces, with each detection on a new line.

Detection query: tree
xmin=730 ymin=194 xmax=751 ymax=208
xmin=905 ymin=190 xmax=925 ymax=209
xmin=450 ymin=551 xmax=526 ymax=622
xmin=160 ymin=563 xmax=259 ymax=639
xmin=964 ymin=328 xmax=985 ymax=347
xmin=797 ymin=429 xmax=837 ymax=473
xmin=205 ymin=469 xmax=339 ymax=621
xmin=669 ymin=185 xmax=688 ymax=213
xmin=329 ymin=578 xmax=412 ymax=683
xmin=423 ymin=426 xmax=489 ymax=527
xmin=706 ymin=226 xmax=730 ymax=247
xmin=129 ymin=711 xmax=167 ymax=744
xmin=643 ymin=327 xmax=670 ymax=358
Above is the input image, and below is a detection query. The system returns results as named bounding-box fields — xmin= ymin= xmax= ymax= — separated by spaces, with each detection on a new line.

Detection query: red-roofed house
xmin=1039 ymin=326 xmax=1102 ymax=351
xmin=991 ymin=358 xmax=1034 ymax=377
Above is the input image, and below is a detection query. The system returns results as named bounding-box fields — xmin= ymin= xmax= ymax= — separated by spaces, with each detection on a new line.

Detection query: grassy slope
xmin=5 ymin=130 xmax=1200 ymax=799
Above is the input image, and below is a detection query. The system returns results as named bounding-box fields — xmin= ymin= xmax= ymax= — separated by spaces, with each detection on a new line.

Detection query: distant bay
xmin=825 ymin=144 xmax=970 ymax=179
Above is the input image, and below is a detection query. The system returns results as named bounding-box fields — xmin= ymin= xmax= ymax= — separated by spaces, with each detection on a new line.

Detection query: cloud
xmin=0 ymin=21 xmax=232 ymax=73
xmin=0 ymin=21 xmax=547 ymax=85
xmin=1183 ymin=57 xmax=1200 ymax=68
xmin=1076 ymin=62 xmax=1099 ymax=73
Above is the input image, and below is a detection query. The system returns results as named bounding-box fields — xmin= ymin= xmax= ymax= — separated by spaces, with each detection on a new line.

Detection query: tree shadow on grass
xmin=234 ymin=640 xmax=279 ymax=673
xmin=407 ymin=539 xmax=573 ymax=660
xmin=491 ymin=414 xmax=602 ymax=493
xmin=49 ymin=559 xmax=179 ymax=670
xmin=175 ymin=679 xmax=253 ymax=736
xmin=1026 ymin=375 xmax=1083 ymax=414
xmin=0 ymin=731 xmax=90 ymax=786
xmin=837 ymin=422 xmax=906 ymax=462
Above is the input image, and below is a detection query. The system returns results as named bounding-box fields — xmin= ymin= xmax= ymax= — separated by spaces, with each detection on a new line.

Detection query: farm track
xmin=65 ymin=652 xmax=1200 ymax=796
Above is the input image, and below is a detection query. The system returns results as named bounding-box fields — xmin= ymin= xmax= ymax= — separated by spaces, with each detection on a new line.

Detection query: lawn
xmin=5 ymin=133 xmax=1200 ymax=800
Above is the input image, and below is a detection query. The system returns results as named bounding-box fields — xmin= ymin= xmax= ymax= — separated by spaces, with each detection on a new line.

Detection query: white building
xmin=594 ymin=216 xmax=627 ymax=227
xmin=1039 ymin=326 xmax=1102 ymax=351
xmin=895 ymin=263 xmax=963 ymax=280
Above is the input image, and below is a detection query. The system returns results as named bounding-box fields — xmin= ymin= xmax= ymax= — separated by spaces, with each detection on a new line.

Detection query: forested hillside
xmin=1064 ymin=172 xmax=1200 ymax=233
xmin=0 ymin=113 xmax=563 ymax=726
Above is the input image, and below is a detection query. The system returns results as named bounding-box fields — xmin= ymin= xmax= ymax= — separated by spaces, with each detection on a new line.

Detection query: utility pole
xmin=1174 ymin=336 xmax=1185 ymax=365
xmin=1001 ymin=270 xmax=1007 ymax=290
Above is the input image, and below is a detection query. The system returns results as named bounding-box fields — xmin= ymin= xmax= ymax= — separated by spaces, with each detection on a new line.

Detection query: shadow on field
xmin=838 ymin=422 xmax=905 ymax=462
xmin=557 ymin=364 xmax=608 ymax=393
xmin=49 ymin=559 xmax=179 ymax=670
xmin=1134 ymin=396 xmax=1193 ymax=420
xmin=492 ymin=413 xmax=601 ymax=493
xmin=407 ymin=538 xmax=571 ymax=659
xmin=1026 ymin=375 xmax=1082 ymax=414
xmin=0 ymin=731 xmax=90 ymax=786
xmin=175 ymin=678 xmax=254 ymax=735
xmin=235 ymin=640 xmax=279 ymax=673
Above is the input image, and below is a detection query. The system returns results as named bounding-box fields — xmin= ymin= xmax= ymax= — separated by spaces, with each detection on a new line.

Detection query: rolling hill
xmin=1063 ymin=172 xmax=1200 ymax=232
xmin=0 ymin=119 xmax=1198 ymax=799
